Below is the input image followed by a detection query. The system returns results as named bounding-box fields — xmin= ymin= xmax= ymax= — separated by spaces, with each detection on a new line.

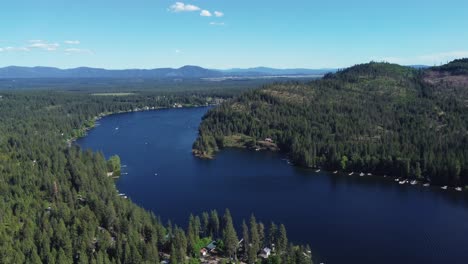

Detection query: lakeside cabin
xmin=206 ymin=241 xmax=217 ymax=252
xmin=259 ymin=247 xmax=272 ymax=259
xmin=265 ymin=137 xmax=273 ymax=143
xmin=198 ymin=241 xmax=217 ymax=257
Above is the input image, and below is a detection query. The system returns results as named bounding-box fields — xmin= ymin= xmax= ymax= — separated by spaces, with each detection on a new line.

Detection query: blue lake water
xmin=77 ymin=106 xmax=468 ymax=264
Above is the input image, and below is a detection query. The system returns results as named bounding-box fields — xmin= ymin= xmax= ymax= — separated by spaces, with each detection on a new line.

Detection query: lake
xmin=77 ymin=106 xmax=468 ymax=264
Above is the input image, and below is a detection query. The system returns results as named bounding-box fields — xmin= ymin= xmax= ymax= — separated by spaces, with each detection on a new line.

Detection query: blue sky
xmin=1 ymin=0 xmax=468 ymax=69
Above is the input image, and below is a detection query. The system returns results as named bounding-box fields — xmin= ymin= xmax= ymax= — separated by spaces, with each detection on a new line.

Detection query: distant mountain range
xmin=0 ymin=65 xmax=430 ymax=79
xmin=219 ymin=67 xmax=335 ymax=76
xmin=0 ymin=65 xmax=336 ymax=79
xmin=0 ymin=65 xmax=223 ymax=79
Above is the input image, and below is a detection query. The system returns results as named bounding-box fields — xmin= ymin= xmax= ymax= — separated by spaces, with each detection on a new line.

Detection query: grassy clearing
xmin=222 ymin=134 xmax=255 ymax=148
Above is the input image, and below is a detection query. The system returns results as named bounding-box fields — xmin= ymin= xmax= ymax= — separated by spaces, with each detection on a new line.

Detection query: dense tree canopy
xmin=0 ymin=90 xmax=312 ymax=263
xmin=194 ymin=60 xmax=468 ymax=186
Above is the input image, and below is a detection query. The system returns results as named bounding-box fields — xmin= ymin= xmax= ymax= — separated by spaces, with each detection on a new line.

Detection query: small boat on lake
xmin=316 ymin=169 xmax=321 ymax=173
xmin=333 ymin=171 xmax=338 ymax=174
xmin=367 ymin=173 xmax=372 ymax=176
xmin=399 ymin=180 xmax=406 ymax=185
xmin=410 ymin=180 xmax=417 ymax=185
xmin=359 ymin=172 xmax=365 ymax=177
xmin=423 ymin=183 xmax=430 ymax=187
xmin=348 ymin=172 xmax=354 ymax=176
xmin=455 ymin=187 xmax=462 ymax=192
xmin=441 ymin=186 xmax=448 ymax=190
xmin=394 ymin=178 xmax=400 ymax=182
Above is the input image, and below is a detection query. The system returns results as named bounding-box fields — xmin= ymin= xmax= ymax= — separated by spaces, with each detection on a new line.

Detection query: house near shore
xmin=259 ymin=247 xmax=272 ymax=259
xmin=265 ymin=137 xmax=273 ymax=143
xmin=206 ymin=241 xmax=217 ymax=252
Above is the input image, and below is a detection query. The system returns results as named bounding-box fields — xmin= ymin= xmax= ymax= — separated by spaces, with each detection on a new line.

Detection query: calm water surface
xmin=77 ymin=107 xmax=468 ymax=264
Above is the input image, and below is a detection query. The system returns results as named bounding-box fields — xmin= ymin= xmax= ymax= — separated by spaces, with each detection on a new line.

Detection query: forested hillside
xmin=193 ymin=60 xmax=468 ymax=187
xmin=0 ymin=91 xmax=311 ymax=263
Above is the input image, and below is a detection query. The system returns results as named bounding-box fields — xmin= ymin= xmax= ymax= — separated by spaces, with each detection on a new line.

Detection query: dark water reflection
xmin=77 ymin=107 xmax=468 ymax=264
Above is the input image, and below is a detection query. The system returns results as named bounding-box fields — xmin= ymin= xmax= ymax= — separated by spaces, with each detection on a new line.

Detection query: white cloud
xmin=64 ymin=48 xmax=92 ymax=54
xmin=374 ymin=51 xmax=468 ymax=66
xmin=175 ymin=49 xmax=182 ymax=54
xmin=200 ymin=10 xmax=212 ymax=17
xmin=28 ymin=40 xmax=60 ymax=51
xmin=169 ymin=2 xmax=225 ymax=20
xmin=169 ymin=2 xmax=200 ymax=12
xmin=3 ymin=46 xmax=30 ymax=52
xmin=64 ymin=40 xmax=80 ymax=45
xmin=209 ymin=22 xmax=225 ymax=26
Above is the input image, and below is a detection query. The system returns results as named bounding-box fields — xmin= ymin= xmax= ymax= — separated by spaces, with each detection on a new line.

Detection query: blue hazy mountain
xmin=220 ymin=67 xmax=336 ymax=76
xmin=0 ymin=65 xmax=336 ymax=79
xmin=0 ymin=65 xmax=223 ymax=79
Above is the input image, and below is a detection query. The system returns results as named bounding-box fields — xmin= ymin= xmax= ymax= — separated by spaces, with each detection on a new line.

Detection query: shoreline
xmin=193 ymin=138 xmax=467 ymax=192
xmin=68 ymin=104 xmax=214 ymax=146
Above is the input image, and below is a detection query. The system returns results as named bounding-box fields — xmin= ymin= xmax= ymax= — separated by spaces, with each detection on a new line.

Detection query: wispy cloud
xmin=64 ymin=40 xmax=80 ymax=45
xmin=175 ymin=49 xmax=182 ymax=54
xmin=1 ymin=39 xmax=92 ymax=54
xmin=209 ymin=22 xmax=225 ymax=26
xmin=168 ymin=2 xmax=225 ymax=20
xmin=169 ymin=2 xmax=200 ymax=12
xmin=1 ymin=46 xmax=30 ymax=52
xmin=65 ymin=48 xmax=92 ymax=54
xmin=200 ymin=10 xmax=212 ymax=17
xmin=374 ymin=51 xmax=468 ymax=65
xmin=28 ymin=40 xmax=60 ymax=51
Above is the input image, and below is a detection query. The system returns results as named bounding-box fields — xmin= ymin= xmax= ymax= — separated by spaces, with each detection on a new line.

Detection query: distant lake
xmin=77 ymin=107 xmax=468 ymax=264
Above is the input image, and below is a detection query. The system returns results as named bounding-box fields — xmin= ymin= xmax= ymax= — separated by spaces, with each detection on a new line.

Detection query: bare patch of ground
xmin=423 ymin=70 xmax=468 ymax=87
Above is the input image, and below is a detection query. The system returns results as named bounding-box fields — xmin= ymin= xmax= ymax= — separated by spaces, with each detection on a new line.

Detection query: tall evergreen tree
xmin=277 ymin=224 xmax=288 ymax=254
xmin=248 ymin=215 xmax=260 ymax=263
xmin=222 ymin=209 xmax=238 ymax=260
xmin=268 ymin=222 xmax=278 ymax=248
xmin=210 ymin=210 xmax=220 ymax=239
xmin=242 ymin=220 xmax=250 ymax=250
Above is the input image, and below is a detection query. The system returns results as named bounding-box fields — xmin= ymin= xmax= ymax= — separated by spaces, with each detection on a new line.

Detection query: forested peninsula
xmin=0 ymin=91 xmax=311 ymax=263
xmin=193 ymin=59 xmax=468 ymax=187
